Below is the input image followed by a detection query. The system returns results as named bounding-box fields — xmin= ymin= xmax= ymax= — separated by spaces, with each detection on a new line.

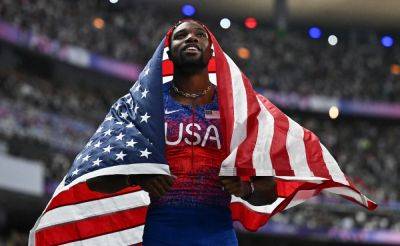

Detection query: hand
xmin=219 ymin=176 xmax=252 ymax=198
xmin=131 ymin=174 xmax=175 ymax=199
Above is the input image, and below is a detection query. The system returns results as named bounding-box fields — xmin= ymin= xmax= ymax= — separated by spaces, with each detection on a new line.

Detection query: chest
xmin=164 ymin=95 xmax=222 ymax=150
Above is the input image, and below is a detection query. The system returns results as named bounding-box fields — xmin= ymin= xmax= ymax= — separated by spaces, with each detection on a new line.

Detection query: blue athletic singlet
xmin=142 ymin=83 xmax=238 ymax=245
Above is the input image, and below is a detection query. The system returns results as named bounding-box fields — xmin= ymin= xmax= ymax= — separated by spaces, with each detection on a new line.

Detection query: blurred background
xmin=0 ymin=0 xmax=399 ymax=245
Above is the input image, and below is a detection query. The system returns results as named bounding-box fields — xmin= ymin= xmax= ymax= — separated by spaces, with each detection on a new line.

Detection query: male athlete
xmin=88 ymin=20 xmax=277 ymax=245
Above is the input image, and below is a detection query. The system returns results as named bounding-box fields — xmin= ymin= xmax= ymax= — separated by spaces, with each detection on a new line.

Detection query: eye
xmin=197 ymin=32 xmax=207 ymax=38
xmin=174 ymin=31 xmax=187 ymax=39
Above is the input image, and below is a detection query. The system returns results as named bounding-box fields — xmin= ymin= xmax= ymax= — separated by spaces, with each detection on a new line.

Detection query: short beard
xmin=171 ymin=52 xmax=207 ymax=73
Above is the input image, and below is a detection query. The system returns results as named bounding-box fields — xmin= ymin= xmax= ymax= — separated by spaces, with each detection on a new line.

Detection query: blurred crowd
xmin=0 ymin=231 xmax=28 ymax=246
xmin=1 ymin=0 xmax=400 ymax=102
xmin=273 ymin=202 xmax=400 ymax=233
xmin=0 ymin=0 xmax=399 ymax=239
xmin=0 ymin=69 xmax=399 ymax=232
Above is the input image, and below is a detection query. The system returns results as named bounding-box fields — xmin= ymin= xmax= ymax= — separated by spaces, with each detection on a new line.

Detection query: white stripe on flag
xmin=163 ymin=75 xmax=173 ymax=83
xmin=286 ymin=118 xmax=315 ymax=177
xmin=320 ymin=143 xmax=349 ymax=185
xmin=209 ymin=72 xmax=217 ymax=85
xmin=60 ymin=226 xmax=145 ymax=246
xmin=162 ymin=47 xmax=169 ymax=61
xmin=219 ymin=149 xmax=238 ymax=176
xmin=252 ymin=98 xmax=275 ymax=176
xmin=231 ymin=195 xmax=285 ymax=214
xmin=324 ymin=187 xmax=368 ymax=207
xmin=224 ymin=53 xmax=247 ymax=151
xmin=37 ymin=190 xmax=150 ymax=230
xmin=285 ymin=189 xmax=317 ymax=209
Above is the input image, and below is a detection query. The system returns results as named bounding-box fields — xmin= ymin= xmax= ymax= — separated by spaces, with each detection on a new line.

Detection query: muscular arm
xmin=220 ymin=176 xmax=277 ymax=206
xmin=87 ymin=174 xmax=175 ymax=199
xmin=87 ymin=175 xmax=130 ymax=194
xmin=246 ymin=176 xmax=277 ymax=206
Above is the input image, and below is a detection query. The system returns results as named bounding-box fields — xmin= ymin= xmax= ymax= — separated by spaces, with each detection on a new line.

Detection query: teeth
xmin=185 ymin=46 xmax=199 ymax=51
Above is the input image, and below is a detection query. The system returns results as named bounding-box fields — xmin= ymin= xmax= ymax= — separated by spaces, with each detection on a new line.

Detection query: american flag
xmin=29 ymin=23 xmax=377 ymax=245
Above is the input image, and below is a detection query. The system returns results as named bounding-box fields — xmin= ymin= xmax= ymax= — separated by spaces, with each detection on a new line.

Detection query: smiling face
xmin=168 ymin=21 xmax=212 ymax=71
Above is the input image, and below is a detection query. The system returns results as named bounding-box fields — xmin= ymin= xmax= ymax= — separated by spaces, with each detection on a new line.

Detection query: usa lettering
xmin=165 ymin=122 xmax=221 ymax=149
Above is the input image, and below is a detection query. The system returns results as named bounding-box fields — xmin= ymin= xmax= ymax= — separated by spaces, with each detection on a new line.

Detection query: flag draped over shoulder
xmin=29 ymin=22 xmax=377 ymax=245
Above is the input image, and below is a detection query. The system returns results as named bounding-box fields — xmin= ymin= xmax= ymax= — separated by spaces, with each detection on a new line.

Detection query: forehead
xmin=172 ymin=21 xmax=207 ymax=35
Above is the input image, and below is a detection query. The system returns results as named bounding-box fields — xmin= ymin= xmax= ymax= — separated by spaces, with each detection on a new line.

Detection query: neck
xmin=172 ymin=66 xmax=210 ymax=93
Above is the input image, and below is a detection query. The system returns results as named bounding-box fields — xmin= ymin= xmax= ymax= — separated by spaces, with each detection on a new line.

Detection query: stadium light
xmin=244 ymin=17 xmax=257 ymax=29
xmin=328 ymin=35 xmax=338 ymax=46
xmin=237 ymin=47 xmax=250 ymax=59
xmin=329 ymin=106 xmax=339 ymax=119
xmin=93 ymin=18 xmax=105 ymax=29
xmin=109 ymin=0 xmax=118 ymax=3
xmin=181 ymin=4 xmax=196 ymax=17
xmin=308 ymin=27 xmax=322 ymax=39
xmin=381 ymin=35 xmax=394 ymax=48
xmin=220 ymin=18 xmax=231 ymax=29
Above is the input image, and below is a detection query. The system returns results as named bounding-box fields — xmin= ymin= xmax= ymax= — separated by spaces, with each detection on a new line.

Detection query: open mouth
xmin=182 ymin=44 xmax=201 ymax=53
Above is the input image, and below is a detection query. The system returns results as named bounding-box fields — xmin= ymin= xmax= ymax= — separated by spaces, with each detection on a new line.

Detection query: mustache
xmin=181 ymin=43 xmax=201 ymax=51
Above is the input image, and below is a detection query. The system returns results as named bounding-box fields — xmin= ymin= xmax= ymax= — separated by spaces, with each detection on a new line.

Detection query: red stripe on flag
xmin=230 ymin=202 xmax=270 ymax=232
xmin=208 ymin=58 xmax=216 ymax=72
xmin=258 ymin=96 xmax=294 ymax=176
xmin=211 ymin=34 xmax=234 ymax=155
xmin=303 ymin=128 xmax=332 ymax=179
xmin=36 ymin=206 xmax=147 ymax=245
xmin=234 ymin=73 xmax=260 ymax=176
xmin=162 ymin=60 xmax=174 ymax=76
xmin=45 ymin=182 xmax=141 ymax=212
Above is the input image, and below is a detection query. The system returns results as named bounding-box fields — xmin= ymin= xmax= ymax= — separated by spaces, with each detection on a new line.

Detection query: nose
xmin=185 ymin=32 xmax=199 ymax=43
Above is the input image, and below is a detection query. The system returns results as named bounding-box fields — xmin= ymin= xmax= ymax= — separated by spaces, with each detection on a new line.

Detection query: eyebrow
xmin=174 ymin=27 xmax=207 ymax=36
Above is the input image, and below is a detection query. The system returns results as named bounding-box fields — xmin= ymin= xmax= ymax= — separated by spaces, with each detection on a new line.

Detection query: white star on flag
xmin=126 ymin=139 xmax=137 ymax=147
xmin=141 ymin=88 xmax=149 ymax=99
xmin=121 ymin=112 xmax=129 ymax=119
xmin=95 ymin=126 xmax=103 ymax=134
xmin=116 ymin=133 xmax=125 ymax=141
xmin=144 ymin=67 xmax=150 ymax=76
xmin=127 ymin=97 xmax=132 ymax=104
xmin=133 ymin=82 xmax=140 ymax=92
xmin=126 ymin=122 xmax=134 ymax=128
xmin=92 ymin=158 xmax=102 ymax=166
xmin=115 ymin=121 xmax=124 ymax=125
xmin=102 ymin=145 xmax=114 ymax=153
xmin=140 ymin=148 xmax=151 ymax=158
xmin=82 ymin=155 xmax=90 ymax=162
xmin=134 ymin=105 xmax=139 ymax=114
xmin=94 ymin=141 xmax=102 ymax=148
xmin=72 ymin=168 xmax=79 ymax=176
xmin=140 ymin=112 xmax=150 ymax=123
xmin=113 ymin=102 xmax=121 ymax=111
xmin=115 ymin=151 xmax=127 ymax=161
xmin=85 ymin=140 xmax=93 ymax=147
xmin=105 ymin=115 xmax=114 ymax=122
xmin=104 ymin=129 xmax=113 ymax=136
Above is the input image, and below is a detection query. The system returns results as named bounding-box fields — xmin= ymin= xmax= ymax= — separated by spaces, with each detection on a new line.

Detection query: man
xmin=87 ymin=20 xmax=277 ymax=245
xmin=29 ymin=19 xmax=376 ymax=246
